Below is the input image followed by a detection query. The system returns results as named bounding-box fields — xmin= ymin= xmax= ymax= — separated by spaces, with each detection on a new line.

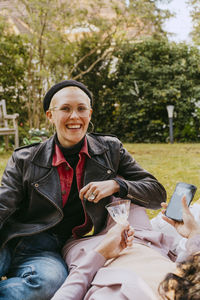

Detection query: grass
xmin=1 ymin=144 xmax=200 ymax=218
xmin=0 ymin=151 xmax=12 ymax=177
xmin=124 ymin=143 xmax=200 ymax=218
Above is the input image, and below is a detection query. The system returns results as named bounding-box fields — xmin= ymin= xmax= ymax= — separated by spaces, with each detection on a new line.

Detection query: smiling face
xmin=46 ymin=86 xmax=92 ymax=147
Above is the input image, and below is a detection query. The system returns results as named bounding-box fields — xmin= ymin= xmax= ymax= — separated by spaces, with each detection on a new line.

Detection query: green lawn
xmin=1 ymin=144 xmax=200 ymax=218
xmin=0 ymin=151 xmax=12 ymax=177
xmin=124 ymin=143 xmax=200 ymax=218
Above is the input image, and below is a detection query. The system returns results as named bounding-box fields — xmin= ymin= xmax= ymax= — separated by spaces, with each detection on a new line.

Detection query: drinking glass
xmin=105 ymin=200 xmax=131 ymax=225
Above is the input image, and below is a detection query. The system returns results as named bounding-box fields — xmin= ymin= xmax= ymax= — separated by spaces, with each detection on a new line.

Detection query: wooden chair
xmin=0 ymin=99 xmax=19 ymax=149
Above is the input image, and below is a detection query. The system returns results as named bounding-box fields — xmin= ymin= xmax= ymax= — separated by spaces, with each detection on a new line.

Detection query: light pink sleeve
xmin=177 ymin=234 xmax=200 ymax=262
xmin=51 ymin=250 xmax=106 ymax=300
xmin=186 ymin=234 xmax=200 ymax=256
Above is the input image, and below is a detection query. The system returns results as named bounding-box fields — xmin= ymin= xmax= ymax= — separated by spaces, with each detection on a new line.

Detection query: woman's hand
xmin=79 ymin=180 xmax=120 ymax=203
xmin=161 ymin=196 xmax=200 ymax=239
xmin=95 ymin=222 xmax=134 ymax=259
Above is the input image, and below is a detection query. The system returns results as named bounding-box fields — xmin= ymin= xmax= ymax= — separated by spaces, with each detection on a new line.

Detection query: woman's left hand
xmin=79 ymin=180 xmax=120 ymax=203
xmin=161 ymin=196 xmax=200 ymax=239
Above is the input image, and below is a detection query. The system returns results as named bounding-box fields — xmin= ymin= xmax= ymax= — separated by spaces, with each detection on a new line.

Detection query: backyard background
xmin=1 ymin=0 xmax=200 ymax=218
xmin=1 ymin=0 xmax=200 ymax=145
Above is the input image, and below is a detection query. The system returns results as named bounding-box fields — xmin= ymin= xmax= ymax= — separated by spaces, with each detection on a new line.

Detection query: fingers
xmin=86 ymin=189 xmax=99 ymax=203
xmin=79 ymin=184 xmax=87 ymax=201
xmin=79 ymin=183 xmax=93 ymax=200
xmin=107 ymin=223 xmax=128 ymax=249
xmin=105 ymin=223 xmax=134 ymax=253
xmin=161 ymin=202 xmax=168 ymax=215
xmin=112 ymin=223 xmax=132 ymax=239
xmin=80 ymin=180 xmax=117 ymax=204
xmin=126 ymin=226 xmax=134 ymax=246
xmin=127 ymin=225 xmax=134 ymax=238
xmin=79 ymin=183 xmax=99 ymax=203
xmin=181 ymin=195 xmax=197 ymax=226
xmin=162 ymin=214 xmax=176 ymax=227
xmin=161 ymin=202 xmax=168 ymax=209
xmin=120 ymin=224 xmax=134 ymax=248
xmin=181 ymin=195 xmax=192 ymax=215
xmin=79 ymin=182 xmax=106 ymax=203
xmin=113 ymin=222 xmax=129 ymax=232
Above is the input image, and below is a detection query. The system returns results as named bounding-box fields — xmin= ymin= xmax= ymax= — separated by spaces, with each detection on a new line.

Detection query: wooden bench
xmin=0 ymin=99 xmax=19 ymax=149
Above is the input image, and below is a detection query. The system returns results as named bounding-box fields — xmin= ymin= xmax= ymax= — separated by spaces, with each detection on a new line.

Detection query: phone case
xmin=165 ymin=182 xmax=197 ymax=221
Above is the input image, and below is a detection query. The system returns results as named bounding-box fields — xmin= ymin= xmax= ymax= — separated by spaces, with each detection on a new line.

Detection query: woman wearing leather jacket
xmin=0 ymin=80 xmax=166 ymax=300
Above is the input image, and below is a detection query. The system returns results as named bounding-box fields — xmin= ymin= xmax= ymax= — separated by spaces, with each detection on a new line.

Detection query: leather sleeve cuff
xmin=113 ymin=178 xmax=128 ymax=198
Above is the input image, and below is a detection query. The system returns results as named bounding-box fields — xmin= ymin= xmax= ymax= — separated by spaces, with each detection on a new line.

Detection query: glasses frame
xmin=49 ymin=105 xmax=91 ymax=117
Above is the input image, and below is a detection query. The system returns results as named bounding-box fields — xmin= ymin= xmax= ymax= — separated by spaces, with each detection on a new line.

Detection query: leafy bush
xmin=81 ymin=38 xmax=200 ymax=142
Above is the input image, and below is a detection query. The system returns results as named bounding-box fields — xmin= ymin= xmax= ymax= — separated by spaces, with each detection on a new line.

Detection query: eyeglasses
xmin=49 ymin=105 xmax=91 ymax=117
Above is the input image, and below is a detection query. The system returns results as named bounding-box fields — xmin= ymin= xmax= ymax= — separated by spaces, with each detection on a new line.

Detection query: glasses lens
xmin=53 ymin=106 xmax=90 ymax=117
xmin=77 ymin=106 xmax=90 ymax=117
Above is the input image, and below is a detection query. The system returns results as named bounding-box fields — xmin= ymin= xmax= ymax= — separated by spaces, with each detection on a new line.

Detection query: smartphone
xmin=165 ymin=182 xmax=197 ymax=221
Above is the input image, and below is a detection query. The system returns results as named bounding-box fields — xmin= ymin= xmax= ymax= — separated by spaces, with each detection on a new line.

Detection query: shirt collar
xmin=52 ymin=137 xmax=90 ymax=166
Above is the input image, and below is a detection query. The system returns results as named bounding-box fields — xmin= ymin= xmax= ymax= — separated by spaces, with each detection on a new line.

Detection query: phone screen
xmin=165 ymin=182 xmax=197 ymax=221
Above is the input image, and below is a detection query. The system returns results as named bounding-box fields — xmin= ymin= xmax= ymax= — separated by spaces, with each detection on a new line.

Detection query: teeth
xmin=67 ymin=125 xmax=81 ymax=129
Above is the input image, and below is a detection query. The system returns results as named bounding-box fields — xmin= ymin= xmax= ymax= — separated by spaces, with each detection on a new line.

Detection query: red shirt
xmin=52 ymin=137 xmax=93 ymax=238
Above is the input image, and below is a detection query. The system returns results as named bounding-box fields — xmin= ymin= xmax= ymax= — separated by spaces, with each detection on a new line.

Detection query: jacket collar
xmin=52 ymin=137 xmax=90 ymax=167
xmin=86 ymin=133 xmax=108 ymax=156
xmin=31 ymin=135 xmax=55 ymax=168
xmin=31 ymin=133 xmax=108 ymax=168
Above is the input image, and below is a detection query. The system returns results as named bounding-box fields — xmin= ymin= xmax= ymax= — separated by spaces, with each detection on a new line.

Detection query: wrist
xmin=111 ymin=180 xmax=120 ymax=194
xmin=94 ymin=245 xmax=109 ymax=260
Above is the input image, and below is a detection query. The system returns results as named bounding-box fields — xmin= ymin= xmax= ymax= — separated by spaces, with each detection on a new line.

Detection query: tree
xmin=86 ymin=38 xmax=200 ymax=142
xmin=1 ymin=0 xmax=171 ymax=129
xmin=0 ymin=16 xmax=28 ymax=124
xmin=188 ymin=0 xmax=200 ymax=45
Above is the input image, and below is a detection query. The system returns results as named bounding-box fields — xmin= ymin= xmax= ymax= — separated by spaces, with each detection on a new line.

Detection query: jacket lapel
xmin=31 ymin=135 xmax=55 ymax=168
xmin=31 ymin=136 xmax=63 ymax=209
xmin=84 ymin=134 xmax=115 ymax=185
xmin=32 ymin=167 xmax=63 ymax=210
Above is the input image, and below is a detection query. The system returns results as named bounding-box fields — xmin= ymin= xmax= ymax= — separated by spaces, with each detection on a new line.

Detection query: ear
xmin=89 ymin=108 xmax=93 ymax=120
xmin=46 ymin=110 xmax=54 ymax=124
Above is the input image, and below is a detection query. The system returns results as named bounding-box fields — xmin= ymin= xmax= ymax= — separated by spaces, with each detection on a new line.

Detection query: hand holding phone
xmin=163 ymin=195 xmax=200 ymax=239
xmin=165 ymin=182 xmax=197 ymax=222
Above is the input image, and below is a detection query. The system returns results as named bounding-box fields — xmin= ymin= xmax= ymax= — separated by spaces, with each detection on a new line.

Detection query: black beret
xmin=43 ymin=79 xmax=93 ymax=112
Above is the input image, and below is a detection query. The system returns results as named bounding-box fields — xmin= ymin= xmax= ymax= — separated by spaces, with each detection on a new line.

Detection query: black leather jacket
xmin=0 ymin=133 xmax=166 ymax=247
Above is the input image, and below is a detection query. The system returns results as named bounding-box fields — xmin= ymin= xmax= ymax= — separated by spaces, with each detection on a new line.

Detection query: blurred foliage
xmin=0 ymin=0 xmax=170 ymax=131
xmin=77 ymin=38 xmax=200 ymax=142
xmin=1 ymin=1 xmax=200 ymax=143
xmin=0 ymin=17 xmax=28 ymax=130
xmin=188 ymin=0 xmax=200 ymax=45
xmin=22 ymin=128 xmax=49 ymax=145
xmin=113 ymin=39 xmax=200 ymax=142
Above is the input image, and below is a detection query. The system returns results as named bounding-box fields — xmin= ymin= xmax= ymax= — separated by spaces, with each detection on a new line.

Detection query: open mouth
xmin=66 ymin=124 xmax=81 ymax=129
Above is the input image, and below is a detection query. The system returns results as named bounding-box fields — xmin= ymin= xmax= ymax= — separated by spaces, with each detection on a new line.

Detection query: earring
xmin=88 ymin=121 xmax=94 ymax=133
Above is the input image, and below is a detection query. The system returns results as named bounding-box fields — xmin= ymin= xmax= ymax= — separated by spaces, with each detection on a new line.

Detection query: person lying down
xmin=52 ymin=196 xmax=200 ymax=300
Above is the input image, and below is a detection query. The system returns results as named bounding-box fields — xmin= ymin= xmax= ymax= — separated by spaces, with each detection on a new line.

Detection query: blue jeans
xmin=0 ymin=232 xmax=68 ymax=300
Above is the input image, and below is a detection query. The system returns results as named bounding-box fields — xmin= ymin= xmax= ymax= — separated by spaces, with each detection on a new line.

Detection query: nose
xmin=70 ymin=108 xmax=79 ymax=118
